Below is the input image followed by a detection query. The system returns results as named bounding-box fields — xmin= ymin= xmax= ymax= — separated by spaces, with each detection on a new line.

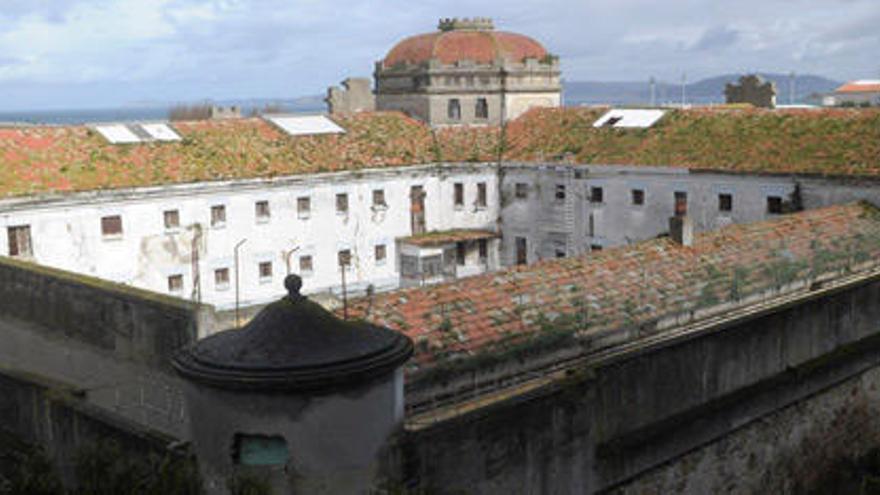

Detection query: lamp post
xmin=234 ymin=238 xmax=248 ymax=328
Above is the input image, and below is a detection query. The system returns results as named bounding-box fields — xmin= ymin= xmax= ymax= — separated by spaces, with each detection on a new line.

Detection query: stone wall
xmin=0 ymin=369 xmax=174 ymax=486
xmin=0 ymin=256 xmax=214 ymax=368
xmin=390 ymin=272 xmax=880 ymax=494
xmin=326 ymin=78 xmax=375 ymax=115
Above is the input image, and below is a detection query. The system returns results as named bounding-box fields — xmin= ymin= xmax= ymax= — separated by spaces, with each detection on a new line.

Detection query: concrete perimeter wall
xmin=389 ymin=272 xmax=880 ymax=494
xmin=0 ymin=256 xmax=214 ymax=368
xmin=0 ymin=369 xmax=174 ymax=486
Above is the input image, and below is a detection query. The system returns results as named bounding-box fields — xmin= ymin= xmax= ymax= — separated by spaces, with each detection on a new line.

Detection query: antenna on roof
xmin=649 ymin=76 xmax=656 ymax=107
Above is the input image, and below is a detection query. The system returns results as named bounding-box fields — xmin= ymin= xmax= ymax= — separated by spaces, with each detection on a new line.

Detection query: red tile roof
xmin=835 ymin=81 xmax=880 ymax=93
xmin=400 ymin=229 xmax=499 ymax=247
xmin=383 ymin=30 xmax=547 ymax=68
xmin=347 ymin=203 xmax=880 ymax=372
xmin=2 ymin=107 xmax=880 ymax=198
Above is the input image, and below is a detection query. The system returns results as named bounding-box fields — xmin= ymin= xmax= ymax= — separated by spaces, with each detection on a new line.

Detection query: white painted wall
xmin=0 ymin=164 xmax=499 ymax=311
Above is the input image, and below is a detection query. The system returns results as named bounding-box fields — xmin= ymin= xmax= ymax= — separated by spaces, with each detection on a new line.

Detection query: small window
xmin=448 ymin=99 xmax=461 ymax=120
xmin=454 ymin=183 xmax=464 ymax=207
xmin=476 ymin=182 xmax=487 ymax=207
xmin=167 ymin=274 xmax=183 ymax=293
xmin=211 ymin=205 xmax=226 ymax=227
xmin=590 ymin=187 xmax=604 ymax=204
xmin=297 ymin=196 xmax=311 ymax=218
xmin=555 ymin=248 xmax=566 ymax=258
xmin=475 ymin=98 xmax=489 ymax=119
xmin=455 ymin=242 xmax=466 ymax=266
xmin=214 ymin=268 xmax=230 ymax=290
xmin=232 ymin=434 xmax=289 ymax=467
xmin=163 ymin=210 xmax=180 ymax=229
xmin=555 ymin=184 xmax=566 ymax=201
xmin=336 ymin=193 xmax=349 ymax=214
xmin=338 ymin=249 xmax=351 ymax=268
xmin=631 ymin=189 xmax=644 ymax=206
xmin=674 ymin=191 xmax=688 ymax=217
xmin=258 ymin=261 xmax=273 ymax=281
xmin=588 ymin=213 xmax=595 ymax=237
xmin=101 ymin=215 xmax=123 ymax=237
xmin=719 ymin=193 xmax=733 ymax=212
xmin=255 ymin=200 xmax=270 ymax=221
xmin=767 ymin=196 xmax=783 ymax=214
xmin=299 ymin=255 xmax=313 ymax=273
xmin=375 ymin=244 xmax=387 ymax=264
xmin=478 ymin=238 xmax=488 ymax=262
xmin=7 ymin=225 xmax=32 ymax=257
xmin=590 ymin=244 xmax=603 ymax=252
xmin=372 ymin=189 xmax=386 ymax=208
xmin=515 ymin=183 xmax=528 ymax=199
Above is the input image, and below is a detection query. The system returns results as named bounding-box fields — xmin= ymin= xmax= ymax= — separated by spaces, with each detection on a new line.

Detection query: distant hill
xmin=564 ymin=73 xmax=841 ymax=106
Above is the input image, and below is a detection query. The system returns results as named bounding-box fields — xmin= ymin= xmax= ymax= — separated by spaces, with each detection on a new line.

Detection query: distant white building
xmin=822 ymin=80 xmax=880 ymax=107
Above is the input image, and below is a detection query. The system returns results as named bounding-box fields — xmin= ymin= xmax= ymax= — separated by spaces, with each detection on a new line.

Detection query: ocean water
xmin=0 ymin=107 xmax=172 ymax=125
xmin=0 ymin=101 xmax=326 ymax=126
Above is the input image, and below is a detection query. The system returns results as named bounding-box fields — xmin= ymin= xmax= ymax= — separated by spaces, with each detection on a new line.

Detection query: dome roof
xmin=382 ymin=18 xmax=548 ymax=68
xmin=172 ymin=275 xmax=413 ymax=392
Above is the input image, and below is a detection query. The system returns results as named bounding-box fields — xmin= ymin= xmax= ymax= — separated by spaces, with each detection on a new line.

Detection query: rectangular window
xmin=515 ymin=183 xmax=528 ymax=199
xmin=476 ymin=182 xmax=487 ymax=207
xmin=719 ymin=193 xmax=733 ymax=212
xmin=591 ymin=244 xmax=603 ymax=252
xmin=258 ymin=261 xmax=273 ymax=281
xmin=255 ymin=200 xmax=270 ymax=221
xmin=299 ymin=255 xmax=313 ymax=274
xmin=632 ymin=189 xmax=644 ymax=206
xmin=515 ymin=237 xmax=528 ymax=265
xmin=214 ymin=268 xmax=230 ymax=290
xmin=163 ymin=210 xmax=180 ymax=229
xmin=375 ymin=244 xmax=387 ymax=264
xmin=7 ymin=225 xmax=32 ymax=257
xmin=338 ymin=249 xmax=351 ymax=268
xmin=372 ymin=189 xmax=386 ymax=207
xmin=448 ymin=98 xmax=461 ymax=120
xmin=297 ymin=196 xmax=311 ymax=218
xmin=674 ymin=191 xmax=688 ymax=217
xmin=336 ymin=193 xmax=349 ymax=214
xmin=555 ymin=184 xmax=566 ymax=201
xmin=590 ymin=186 xmax=604 ymax=203
xmin=211 ymin=205 xmax=226 ymax=227
xmin=767 ymin=196 xmax=783 ymax=214
xmin=101 ymin=215 xmax=123 ymax=237
xmin=555 ymin=247 xmax=566 ymax=258
xmin=455 ymin=241 xmax=466 ymax=266
xmin=167 ymin=274 xmax=183 ymax=293
xmin=454 ymin=183 xmax=464 ymax=207
xmin=478 ymin=239 xmax=488 ymax=262
xmin=475 ymin=98 xmax=489 ymax=119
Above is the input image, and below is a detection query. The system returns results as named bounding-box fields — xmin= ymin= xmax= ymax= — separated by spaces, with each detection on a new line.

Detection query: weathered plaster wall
xmin=0 ymin=255 xmax=211 ymax=366
xmin=0 ymin=164 xmax=499 ymax=313
xmin=184 ymin=369 xmax=404 ymax=495
xmin=392 ymin=273 xmax=880 ymax=494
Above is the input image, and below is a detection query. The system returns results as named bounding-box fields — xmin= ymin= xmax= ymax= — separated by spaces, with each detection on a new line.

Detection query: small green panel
xmin=236 ymin=434 xmax=289 ymax=466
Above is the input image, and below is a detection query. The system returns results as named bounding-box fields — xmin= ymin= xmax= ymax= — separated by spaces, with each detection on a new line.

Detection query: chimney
xmin=669 ymin=215 xmax=693 ymax=247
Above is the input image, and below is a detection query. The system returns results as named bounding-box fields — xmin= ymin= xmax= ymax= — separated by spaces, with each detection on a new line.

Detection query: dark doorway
xmin=515 ymin=237 xmax=528 ymax=265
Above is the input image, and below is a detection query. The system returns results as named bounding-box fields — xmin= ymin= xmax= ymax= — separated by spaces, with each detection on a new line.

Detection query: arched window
xmin=475 ymin=98 xmax=489 ymax=119
xmin=447 ymin=99 xmax=461 ymax=121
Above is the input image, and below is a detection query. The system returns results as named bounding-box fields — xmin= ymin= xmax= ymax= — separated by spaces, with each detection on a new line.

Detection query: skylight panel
xmin=140 ymin=123 xmax=182 ymax=142
xmin=593 ymin=109 xmax=666 ymax=129
xmin=94 ymin=124 xmax=142 ymax=144
xmin=265 ymin=114 xmax=346 ymax=136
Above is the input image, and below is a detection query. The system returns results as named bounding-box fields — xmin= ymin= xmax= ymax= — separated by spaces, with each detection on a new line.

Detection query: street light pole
xmin=234 ymin=238 xmax=248 ymax=328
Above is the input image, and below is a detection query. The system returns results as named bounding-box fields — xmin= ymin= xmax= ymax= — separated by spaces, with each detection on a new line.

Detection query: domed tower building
xmin=375 ymin=18 xmax=561 ymax=126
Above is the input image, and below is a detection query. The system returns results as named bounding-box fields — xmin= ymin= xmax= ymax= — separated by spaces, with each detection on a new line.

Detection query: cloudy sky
xmin=0 ymin=0 xmax=877 ymax=110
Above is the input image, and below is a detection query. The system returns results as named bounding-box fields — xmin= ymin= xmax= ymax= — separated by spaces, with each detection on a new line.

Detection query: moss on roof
xmin=2 ymin=107 xmax=880 ymax=198
xmin=346 ymin=202 xmax=880 ymax=372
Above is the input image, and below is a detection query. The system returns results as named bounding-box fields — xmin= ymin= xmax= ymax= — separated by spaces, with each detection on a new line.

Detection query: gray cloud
xmin=0 ymin=0 xmax=877 ymax=110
